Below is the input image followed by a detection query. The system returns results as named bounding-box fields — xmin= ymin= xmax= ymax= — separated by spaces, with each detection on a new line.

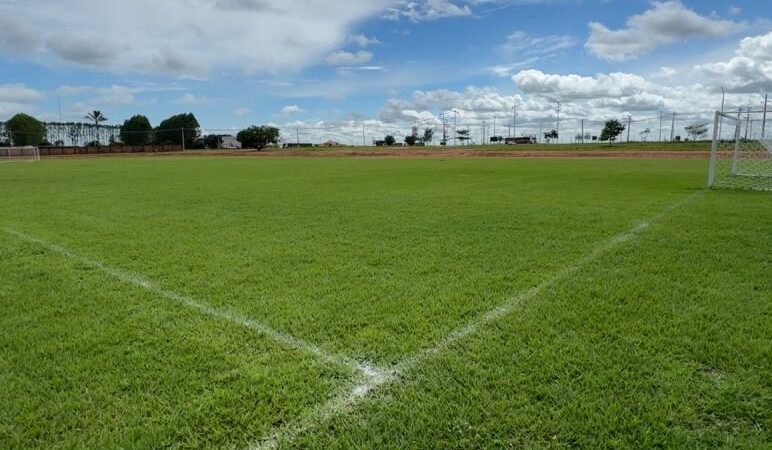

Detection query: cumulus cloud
xmin=280 ymin=105 xmax=305 ymax=116
xmin=326 ymin=50 xmax=374 ymax=66
xmin=0 ymin=84 xmax=44 ymax=119
xmin=351 ymin=34 xmax=381 ymax=47
xmin=696 ymin=31 xmax=772 ymax=92
xmin=0 ymin=84 xmax=45 ymax=103
xmin=586 ymin=1 xmax=744 ymax=61
xmin=0 ymin=0 xmax=392 ymax=75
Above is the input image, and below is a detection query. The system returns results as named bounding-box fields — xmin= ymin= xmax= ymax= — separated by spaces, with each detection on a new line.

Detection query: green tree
xmin=155 ymin=113 xmax=200 ymax=147
xmin=684 ymin=122 xmax=708 ymax=141
xmin=120 ymin=115 xmax=153 ymax=145
xmin=85 ymin=110 xmax=107 ymax=127
xmin=6 ymin=113 xmax=46 ymax=146
xmin=422 ymin=128 xmax=433 ymax=145
xmin=384 ymin=135 xmax=396 ymax=146
xmin=237 ymin=125 xmax=280 ymax=150
xmin=600 ymin=119 xmax=625 ymax=145
xmin=456 ymin=129 xmax=470 ymax=145
xmin=404 ymin=134 xmax=418 ymax=146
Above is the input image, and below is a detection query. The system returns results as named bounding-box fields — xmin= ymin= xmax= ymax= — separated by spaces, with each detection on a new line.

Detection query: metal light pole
xmin=762 ymin=93 xmax=768 ymax=139
xmin=512 ymin=103 xmax=519 ymax=138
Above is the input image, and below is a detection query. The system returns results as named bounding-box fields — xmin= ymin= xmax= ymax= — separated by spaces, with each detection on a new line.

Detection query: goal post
xmin=708 ymin=111 xmax=771 ymax=191
xmin=0 ymin=146 xmax=41 ymax=163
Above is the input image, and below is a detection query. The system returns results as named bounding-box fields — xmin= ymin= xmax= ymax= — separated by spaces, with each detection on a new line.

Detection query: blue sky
xmin=1 ymin=0 xmax=770 ymax=140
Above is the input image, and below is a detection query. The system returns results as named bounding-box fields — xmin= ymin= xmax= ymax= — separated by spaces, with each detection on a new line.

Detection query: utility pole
xmin=762 ymin=93 xmax=768 ymax=139
xmin=296 ymin=128 xmax=300 ymax=145
xmin=745 ymin=106 xmax=751 ymax=140
xmin=493 ymin=116 xmax=496 ymax=141
xmin=512 ymin=104 xmax=519 ymax=138
xmin=659 ymin=111 xmax=663 ymax=142
xmin=362 ymin=123 xmax=366 ymax=146
xmin=626 ymin=115 xmax=632 ymax=142
xmin=538 ymin=121 xmax=543 ymax=144
xmin=181 ymin=128 xmax=185 ymax=151
xmin=580 ymin=119 xmax=584 ymax=144
xmin=453 ymin=111 xmax=458 ymax=146
xmin=440 ymin=112 xmax=448 ymax=145
xmin=670 ymin=112 xmax=676 ymax=141
xmin=720 ymin=86 xmax=726 ymax=113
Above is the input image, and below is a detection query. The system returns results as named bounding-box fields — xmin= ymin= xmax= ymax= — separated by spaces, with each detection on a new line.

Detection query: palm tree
xmin=85 ymin=110 xmax=107 ymax=144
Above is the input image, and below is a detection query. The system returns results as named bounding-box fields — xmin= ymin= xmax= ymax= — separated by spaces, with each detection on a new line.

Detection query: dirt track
xmin=44 ymin=148 xmax=714 ymax=159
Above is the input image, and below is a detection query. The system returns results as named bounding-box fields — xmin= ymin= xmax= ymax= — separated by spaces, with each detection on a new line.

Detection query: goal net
xmin=0 ymin=146 xmax=40 ymax=163
xmin=708 ymin=111 xmax=771 ymax=191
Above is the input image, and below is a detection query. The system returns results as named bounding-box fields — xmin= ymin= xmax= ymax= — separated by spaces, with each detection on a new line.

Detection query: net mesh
xmin=709 ymin=112 xmax=771 ymax=191
xmin=1 ymin=146 xmax=40 ymax=163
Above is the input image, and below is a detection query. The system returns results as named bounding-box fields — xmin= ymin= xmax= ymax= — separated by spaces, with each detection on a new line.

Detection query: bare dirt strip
xmin=43 ymin=149 xmax=715 ymax=159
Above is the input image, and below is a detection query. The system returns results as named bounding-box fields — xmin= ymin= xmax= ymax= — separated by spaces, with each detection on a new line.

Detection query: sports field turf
xmin=1 ymin=156 xmax=769 ymax=449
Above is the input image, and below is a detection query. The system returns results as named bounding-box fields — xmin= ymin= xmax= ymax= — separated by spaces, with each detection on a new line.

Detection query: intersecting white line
xmin=249 ymin=190 xmax=705 ymax=450
xmin=3 ymin=227 xmax=382 ymax=378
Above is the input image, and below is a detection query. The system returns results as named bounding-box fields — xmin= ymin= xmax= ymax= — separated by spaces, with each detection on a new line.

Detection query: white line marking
xmin=249 ymin=191 xmax=704 ymax=449
xmin=3 ymin=227 xmax=380 ymax=377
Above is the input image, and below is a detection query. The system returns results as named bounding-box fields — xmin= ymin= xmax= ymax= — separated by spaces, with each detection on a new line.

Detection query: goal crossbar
xmin=0 ymin=146 xmax=40 ymax=163
xmin=708 ymin=111 xmax=771 ymax=191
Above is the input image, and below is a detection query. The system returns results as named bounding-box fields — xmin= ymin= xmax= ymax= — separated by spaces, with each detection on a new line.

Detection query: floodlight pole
xmin=181 ymin=128 xmax=185 ymax=151
xmin=626 ymin=115 xmax=632 ymax=142
xmin=671 ymin=113 xmax=676 ymax=141
xmin=762 ymin=93 xmax=768 ymax=139
xmin=512 ymin=104 xmax=519 ymax=138
xmin=659 ymin=111 xmax=663 ymax=142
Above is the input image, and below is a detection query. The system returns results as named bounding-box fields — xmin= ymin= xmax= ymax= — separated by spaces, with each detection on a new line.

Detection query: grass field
xmin=267 ymin=141 xmax=712 ymax=152
xmin=0 ymin=156 xmax=769 ymax=449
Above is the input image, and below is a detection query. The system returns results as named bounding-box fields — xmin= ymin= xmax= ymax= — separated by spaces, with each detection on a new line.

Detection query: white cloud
xmin=174 ymin=93 xmax=215 ymax=105
xmin=280 ymin=105 xmax=305 ymax=116
xmin=176 ymin=93 xmax=197 ymax=105
xmin=586 ymin=1 xmax=744 ymax=61
xmin=658 ymin=67 xmax=677 ymax=78
xmin=326 ymin=50 xmax=374 ymax=66
xmin=92 ymin=85 xmax=137 ymax=105
xmin=696 ymin=32 xmax=772 ymax=92
xmin=351 ymin=34 xmax=381 ymax=47
xmin=0 ymin=84 xmax=44 ymax=119
xmin=0 ymin=84 xmax=45 ymax=103
xmin=0 ymin=0 xmax=392 ymax=76
xmin=233 ymin=107 xmax=250 ymax=117
xmin=386 ymin=0 xmax=471 ymax=22
xmin=499 ymin=31 xmax=578 ymax=56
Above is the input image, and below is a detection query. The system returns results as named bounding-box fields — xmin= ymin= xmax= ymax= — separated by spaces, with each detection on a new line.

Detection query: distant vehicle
xmin=505 ymin=136 xmax=536 ymax=145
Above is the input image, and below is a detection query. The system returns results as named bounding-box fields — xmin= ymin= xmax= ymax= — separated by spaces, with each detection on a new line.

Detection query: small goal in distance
xmin=0 ymin=146 xmax=41 ymax=163
xmin=708 ymin=111 xmax=771 ymax=191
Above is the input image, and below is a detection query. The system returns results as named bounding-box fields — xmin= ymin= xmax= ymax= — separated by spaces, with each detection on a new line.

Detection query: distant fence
xmin=38 ymin=144 xmax=183 ymax=156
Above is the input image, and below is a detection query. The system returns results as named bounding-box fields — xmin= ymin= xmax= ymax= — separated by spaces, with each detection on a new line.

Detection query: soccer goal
xmin=0 ymin=146 xmax=41 ymax=163
xmin=708 ymin=111 xmax=771 ymax=191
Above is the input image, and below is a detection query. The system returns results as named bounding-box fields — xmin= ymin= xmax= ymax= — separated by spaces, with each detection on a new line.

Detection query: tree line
xmin=1 ymin=111 xmax=282 ymax=150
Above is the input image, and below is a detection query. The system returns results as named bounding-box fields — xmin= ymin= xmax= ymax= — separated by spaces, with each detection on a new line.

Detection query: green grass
xmin=268 ymin=140 xmax=710 ymax=152
xmin=0 ymin=156 xmax=769 ymax=449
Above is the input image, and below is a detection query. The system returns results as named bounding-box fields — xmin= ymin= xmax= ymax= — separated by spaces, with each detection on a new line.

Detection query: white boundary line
xmin=3 ymin=227 xmax=382 ymax=378
xmin=250 ymin=191 xmax=704 ymax=449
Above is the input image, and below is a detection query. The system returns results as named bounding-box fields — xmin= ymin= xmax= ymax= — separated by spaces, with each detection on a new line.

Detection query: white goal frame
xmin=708 ymin=111 xmax=771 ymax=191
xmin=0 ymin=146 xmax=40 ymax=163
